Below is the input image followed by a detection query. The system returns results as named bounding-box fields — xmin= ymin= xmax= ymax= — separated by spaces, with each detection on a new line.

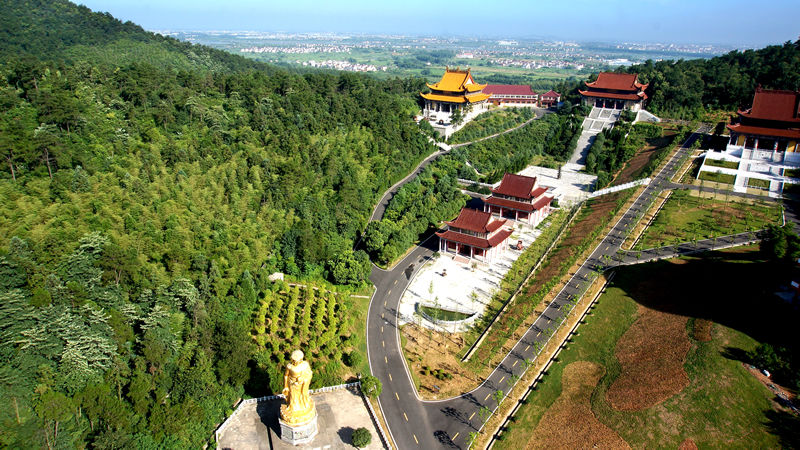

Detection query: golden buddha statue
xmin=280 ymin=350 xmax=316 ymax=426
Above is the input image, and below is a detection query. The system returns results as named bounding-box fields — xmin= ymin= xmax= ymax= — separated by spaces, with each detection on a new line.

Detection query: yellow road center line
xmin=393 ymin=279 xmax=397 ymax=285
xmin=403 ymin=412 xmax=408 ymax=421
xmin=499 ymin=376 xmax=505 ymax=383
xmin=381 ymin=326 xmax=384 ymax=333
xmin=453 ymin=432 xmax=459 ymax=440
xmin=382 ymin=313 xmax=384 ymax=319
xmin=524 ymin=345 xmax=530 ymax=352
xmin=382 ymin=340 xmax=385 ymax=348
xmin=537 ymin=332 xmax=541 ymax=337
xmin=384 ymin=300 xmax=387 ymax=306
xmin=385 ymin=356 xmax=388 ymax=364
xmin=413 ymin=434 xmax=419 ymax=444
xmin=395 ymin=392 xmax=400 ymax=400
xmin=469 ymin=412 xmax=476 ymax=420
xmin=389 ymin=373 xmax=393 ymax=381
xmin=484 ymin=393 xmax=491 ymax=401
xmin=387 ymin=289 xmax=392 ymax=295
xmin=512 ymin=360 xmax=518 ymax=367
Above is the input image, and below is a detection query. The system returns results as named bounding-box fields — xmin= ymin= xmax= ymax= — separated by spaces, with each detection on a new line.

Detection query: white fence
xmin=214 ymin=381 xmax=390 ymax=449
xmin=589 ymin=178 xmax=650 ymax=198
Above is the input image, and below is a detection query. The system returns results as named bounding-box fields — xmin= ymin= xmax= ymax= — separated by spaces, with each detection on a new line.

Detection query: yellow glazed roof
xmin=426 ymin=68 xmax=486 ymax=93
xmin=420 ymin=92 xmax=490 ymax=103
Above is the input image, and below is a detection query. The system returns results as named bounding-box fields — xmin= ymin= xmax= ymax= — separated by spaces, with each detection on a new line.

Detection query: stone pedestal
xmin=279 ymin=414 xmax=318 ymax=445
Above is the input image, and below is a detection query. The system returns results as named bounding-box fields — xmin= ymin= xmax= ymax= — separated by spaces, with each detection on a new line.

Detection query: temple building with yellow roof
xmin=421 ymin=67 xmax=490 ymax=128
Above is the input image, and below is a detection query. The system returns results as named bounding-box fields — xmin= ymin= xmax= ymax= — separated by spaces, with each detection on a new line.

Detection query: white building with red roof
xmin=579 ymin=72 xmax=648 ymax=111
xmin=483 ymin=173 xmax=554 ymax=226
xmin=483 ymin=84 xmax=538 ymax=106
xmin=436 ymin=208 xmax=513 ymax=261
xmin=699 ymin=87 xmax=800 ymax=196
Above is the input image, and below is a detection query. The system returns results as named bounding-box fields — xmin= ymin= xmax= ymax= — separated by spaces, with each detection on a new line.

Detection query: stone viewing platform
xmin=216 ymin=384 xmax=386 ymax=449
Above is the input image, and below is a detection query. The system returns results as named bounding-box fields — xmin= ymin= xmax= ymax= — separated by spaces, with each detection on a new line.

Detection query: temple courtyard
xmin=398 ymin=219 xmax=549 ymax=332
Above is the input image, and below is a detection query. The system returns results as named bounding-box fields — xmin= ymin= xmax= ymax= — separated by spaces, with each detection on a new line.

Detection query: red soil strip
xmin=678 ymin=438 xmax=698 ymax=450
xmin=525 ymin=361 xmax=630 ymax=450
xmin=606 ymin=303 xmax=692 ymax=411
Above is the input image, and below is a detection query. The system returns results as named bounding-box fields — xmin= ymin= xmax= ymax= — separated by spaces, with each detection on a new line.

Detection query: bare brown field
xmin=524 ymin=361 xmax=630 ymax=450
xmin=678 ymin=438 xmax=699 ymax=450
xmin=606 ymin=301 xmax=692 ymax=411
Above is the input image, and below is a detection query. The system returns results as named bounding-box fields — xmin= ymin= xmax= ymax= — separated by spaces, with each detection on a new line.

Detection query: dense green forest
xmin=0 ymin=0 xmax=436 ymax=447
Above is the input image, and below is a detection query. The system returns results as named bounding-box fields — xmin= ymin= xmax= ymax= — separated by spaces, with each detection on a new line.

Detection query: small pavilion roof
xmin=426 ymin=67 xmax=486 ymax=93
xmin=738 ymin=87 xmax=800 ymax=124
xmin=491 ymin=173 xmax=538 ymax=199
xmin=540 ymin=90 xmax=560 ymax=98
xmin=445 ymin=208 xmax=506 ymax=233
xmin=585 ymin=72 xmax=648 ymax=92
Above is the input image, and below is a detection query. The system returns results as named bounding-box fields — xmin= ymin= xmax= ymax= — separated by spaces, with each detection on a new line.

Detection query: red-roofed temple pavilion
xmin=579 ymin=72 xmax=648 ymax=111
xmin=727 ymin=87 xmax=800 ymax=156
xmin=484 ymin=173 xmax=553 ymax=227
xmin=436 ymin=208 xmax=513 ymax=261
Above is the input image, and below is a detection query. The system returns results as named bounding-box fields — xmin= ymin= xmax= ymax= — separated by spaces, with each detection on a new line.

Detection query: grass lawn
xmin=634 ymin=189 xmax=780 ymax=250
xmin=494 ymin=248 xmax=800 ymax=449
xmin=784 ymin=168 xmax=800 ymax=179
xmin=704 ymin=158 xmax=739 ymax=169
xmin=699 ymin=170 xmax=736 ymax=184
xmin=748 ymin=177 xmax=771 ymax=189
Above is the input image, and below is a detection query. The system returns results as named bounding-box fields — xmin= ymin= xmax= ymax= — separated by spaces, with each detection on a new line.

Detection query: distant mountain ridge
xmin=0 ymin=0 xmax=266 ymax=72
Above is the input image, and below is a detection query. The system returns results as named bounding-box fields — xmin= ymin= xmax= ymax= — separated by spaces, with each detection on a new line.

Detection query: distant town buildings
xmin=700 ymin=87 xmax=800 ymax=197
xmin=579 ymin=72 xmax=648 ymax=111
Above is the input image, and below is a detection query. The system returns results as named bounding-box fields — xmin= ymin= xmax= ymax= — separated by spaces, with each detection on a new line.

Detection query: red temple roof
xmin=727 ymin=123 xmax=800 ymax=139
xmin=492 ymin=173 xmax=538 ymax=199
xmin=484 ymin=190 xmax=551 ymax=212
xmin=540 ymin=90 xmax=560 ymax=99
xmin=585 ymin=72 xmax=648 ymax=92
xmin=578 ymin=90 xmax=647 ymax=101
xmin=483 ymin=85 xmax=537 ymax=96
xmin=436 ymin=228 xmax=513 ymax=249
xmin=738 ymin=87 xmax=800 ymax=123
xmin=445 ymin=208 xmax=506 ymax=233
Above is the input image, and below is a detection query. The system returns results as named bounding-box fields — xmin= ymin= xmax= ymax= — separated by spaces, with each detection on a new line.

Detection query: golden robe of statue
xmin=280 ymin=350 xmax=316 ymax=426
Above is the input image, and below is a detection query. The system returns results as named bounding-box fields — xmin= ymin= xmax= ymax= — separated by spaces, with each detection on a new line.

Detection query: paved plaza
xmin=518 ymin=165 xmax=597 ymax=205
xmin=398 ymin=219 xmax=549 ymax=332
xmin=217 ymin=387 xmax=385 ymax=450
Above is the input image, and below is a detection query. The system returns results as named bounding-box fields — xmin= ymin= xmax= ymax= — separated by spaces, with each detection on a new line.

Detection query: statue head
xmin=290 ymin=350 xmax=304 ymax=363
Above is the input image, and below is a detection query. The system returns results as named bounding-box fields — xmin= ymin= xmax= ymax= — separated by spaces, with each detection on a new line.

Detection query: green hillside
xmin=0 ymin=0 xmax=265 ymax=72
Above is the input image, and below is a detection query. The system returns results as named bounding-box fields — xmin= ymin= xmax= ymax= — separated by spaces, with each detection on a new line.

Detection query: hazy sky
xmin=78 ymin=0 xmax=799 ymax=47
